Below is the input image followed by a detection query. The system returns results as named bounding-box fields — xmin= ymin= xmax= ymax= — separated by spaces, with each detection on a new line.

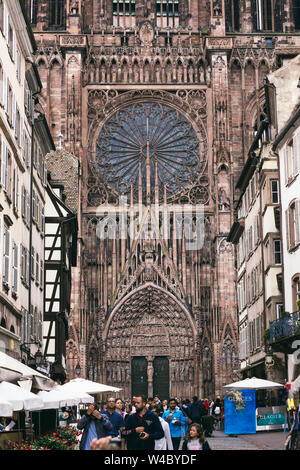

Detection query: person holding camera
xmin=162 ymin=398 xmax=185 ymax=450
xmin=122 ymin=395 xmax=164 ymax=450
xmin=77 ymin=403 xmax=113 ymax=450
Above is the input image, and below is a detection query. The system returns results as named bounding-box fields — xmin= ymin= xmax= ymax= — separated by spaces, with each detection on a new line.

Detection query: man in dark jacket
xmin=77 ymin=403 xmax=113 ymax=450
xmin=122 ymin=395 xmax=164 ymax=450
xmin=187 ymin=396 xmax=207 ymax=424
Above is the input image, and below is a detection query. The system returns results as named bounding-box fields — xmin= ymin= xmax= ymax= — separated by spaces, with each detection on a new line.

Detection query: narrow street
xmin=206 ymin=430 xmax=286 ymax=450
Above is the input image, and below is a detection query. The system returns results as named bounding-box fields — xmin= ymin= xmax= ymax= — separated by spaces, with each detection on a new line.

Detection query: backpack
xmin=214 ymin=406 xmax=221 ymax=415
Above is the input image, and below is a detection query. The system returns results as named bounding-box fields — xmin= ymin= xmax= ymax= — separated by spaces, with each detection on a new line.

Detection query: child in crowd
xmin=182 ymin=423 xmax=211 ymax=451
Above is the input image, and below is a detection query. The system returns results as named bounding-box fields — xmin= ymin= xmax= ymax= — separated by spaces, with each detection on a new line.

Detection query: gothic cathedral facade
xmin=25 ymin=0 xmax=300 ymax=398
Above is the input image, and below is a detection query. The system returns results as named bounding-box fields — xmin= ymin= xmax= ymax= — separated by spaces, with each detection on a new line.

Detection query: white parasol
xmin=223 ymin=377 xmax=284 ymax=390
xmin=37 ymin=388 xmax=94 ymax=409
xmin=0 ymin=351 xmax=51 ymax=381
xmin=0 ymin=381 xmax=44 ymax=411
xmin=59 ymin=378 xmax=121 ymax=395
xmin=0 ymin=399 xmax=14 ymax=417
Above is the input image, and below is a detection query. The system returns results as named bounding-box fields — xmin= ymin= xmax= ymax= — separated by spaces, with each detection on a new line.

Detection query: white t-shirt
xmin=155 ymin=417 xmax=174 ymax=450
xmin=187 ymin=439 xmax=203 ymax=450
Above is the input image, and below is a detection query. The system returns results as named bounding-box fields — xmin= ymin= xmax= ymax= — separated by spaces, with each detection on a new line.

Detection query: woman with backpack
xmin=212 ymin=397 xmax=222 ymax=430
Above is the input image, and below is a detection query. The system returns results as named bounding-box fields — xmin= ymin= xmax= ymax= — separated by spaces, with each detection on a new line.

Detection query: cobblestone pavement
xmin=206 ymin=430 xmax=287 ymax=450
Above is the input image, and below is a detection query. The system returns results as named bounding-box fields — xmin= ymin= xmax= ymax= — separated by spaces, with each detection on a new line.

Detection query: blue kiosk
xmin=223 ymin=377 xmax=285 ymax=435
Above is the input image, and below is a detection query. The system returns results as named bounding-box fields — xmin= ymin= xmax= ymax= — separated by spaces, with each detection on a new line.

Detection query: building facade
xmin=267 ymin=55 xmax=300 ymax=396
xmin=0 ymin=0 xmax=54 ymax=369
xmin=228 ymin=119 xmax=286 ymax=386
xmin=23 ymin=0 xmax=300 ymax=397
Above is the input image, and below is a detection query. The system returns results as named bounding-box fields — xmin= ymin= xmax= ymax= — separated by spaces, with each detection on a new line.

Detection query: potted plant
xmin=263 ymin=328 xmax=270 ymax=340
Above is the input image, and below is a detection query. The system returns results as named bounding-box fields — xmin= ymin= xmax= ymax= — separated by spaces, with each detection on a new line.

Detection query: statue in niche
xmin=218 ymin=187 xmax=231 ymax=211
xmin=144 ymin=62 xmax=150 ymax=83
xmin=177 ymin=63 xmax=183 ymax=82
xmin=171 ymin=364 xmax=176 ymax=381
xmin=189 ymin=362 xmax=194 ymax=381
xmin=166 ymin=62 xmax=172 ymax=83
xmin=213 ymin=0 xmax=222 ymax=16
xmin=125 ymin=366 xmax=130 ymax=383
xmin=155 ymin=62 xmax=161 ymax=83
xmin=70 ymin=0 xmax=79 ymax=14
xmin=188 ymin=64 xmax=194 ymax=83
xmin=206 ymin=66 xmax=211 ymax=86
xmin=122 ymin=63 xmax=128 ymax=82
xmin=133 ymin=62 xmax=139 ymax=82
xmin=199 ymin=64 xmax=205 ymax=82
xmin=111 ymin=63 xmax=117 ymax=82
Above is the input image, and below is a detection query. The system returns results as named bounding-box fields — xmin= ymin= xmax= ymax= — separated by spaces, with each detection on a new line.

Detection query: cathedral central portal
xmin=104 ymin=284 xmax=196 ymax=399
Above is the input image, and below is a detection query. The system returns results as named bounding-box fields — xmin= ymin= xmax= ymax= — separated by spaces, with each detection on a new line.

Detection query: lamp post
xmin=265 ymin=345 xmax=274 ymax=367
xmin=34 ymin=349 xmax=43 ymax=368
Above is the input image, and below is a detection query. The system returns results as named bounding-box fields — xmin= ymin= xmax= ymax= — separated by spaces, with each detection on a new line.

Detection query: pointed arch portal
xmin=104 ymin=283 xmax=197 ymax=398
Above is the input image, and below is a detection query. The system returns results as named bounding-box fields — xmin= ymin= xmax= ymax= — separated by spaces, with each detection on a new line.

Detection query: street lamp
xmin=75 ymin=363 xmax=81 ymax=376
xmin=265 ymin=345 xmax=274 ymax=367
xmin=34 ymin=349 xmax=43 ymax=367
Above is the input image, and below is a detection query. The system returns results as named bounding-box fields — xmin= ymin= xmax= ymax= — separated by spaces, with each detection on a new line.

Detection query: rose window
xmin=96 ymin=102 xmax=203 ymax=201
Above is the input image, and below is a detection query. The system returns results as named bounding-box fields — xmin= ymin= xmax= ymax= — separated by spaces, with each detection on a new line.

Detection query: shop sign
xmin=257 ymin=413 xmax=285 ymax=426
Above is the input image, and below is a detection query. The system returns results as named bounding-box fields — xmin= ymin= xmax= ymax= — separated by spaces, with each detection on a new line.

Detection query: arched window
xmin=0 ymin=317 xmax=7 ymax=329
xmin=49 ymin=0 xmax=65 ymax=28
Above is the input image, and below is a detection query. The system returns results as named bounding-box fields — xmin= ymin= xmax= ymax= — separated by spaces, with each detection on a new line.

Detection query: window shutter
xmin=20 ymin=244 xmax=24 ymax=280
xmin=0 ymin=137 xmax=5 ymax=186
xmin=26 ymin=248 xmax=30 ymax=285
xmin=12 ymin=30 xmax=15 ymax=62
xmin=20 ymin=116 xmax=23 ymax=148
xmin=3 ymin=228 xmax=10 ymax=284
xmin=16 ymin=170 xmax=19 ymax=212
xmin=3 ymin=5 xmax=8 ymax=40
xmin=4 ymin=144 xmax=8 ymax=192
xmin=20 ymin=309 xmax=24 ymax=343
xmin=286 ymin=209 xmax=290 ymax=251
xmin=11 ymin=92 xmax=15 ymax=129
xmin=26 ymin=194 xmax=30 ymax=226
xmin=21 ymin=185 xmax=25 ymax=218
xmin=284 ymin=146 xmax=289 ymax=185
xmin=2 ymin=69 xmax=7 ymax=112
xmin=0 ymin=64 xmax=3 ymax=106
xmin=12 ymin=242 xmax=18 ymax=293
xmin=295 ymin=199 xmax=300 ymax=246
xmin=40 ymin=260 xmax=43 ymax=288
xmin=39 ymin=311 xmax=43 ymax=342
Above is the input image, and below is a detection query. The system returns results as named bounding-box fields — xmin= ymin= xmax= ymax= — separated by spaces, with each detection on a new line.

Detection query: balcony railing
xmin=269 ymin=311 xmax=300 ymax=343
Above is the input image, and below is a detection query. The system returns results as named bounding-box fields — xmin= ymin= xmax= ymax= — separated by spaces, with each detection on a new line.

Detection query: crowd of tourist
xmin=77 ymin=395 xmax=224 ymax=450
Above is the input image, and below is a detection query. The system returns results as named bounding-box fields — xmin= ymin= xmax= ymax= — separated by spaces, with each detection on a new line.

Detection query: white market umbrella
xmin=59 ymin=378 xmax=121 ymax=395
xmin=223 ymin=377 xmax=284 ymax=390
xmin=0 ymin=399 xmax=13 ymax=417
xmin=0 ymin=351 xmax=51 ymax=381
xmin=37 ymin=388 xmax=94 ymax=410
xmin=0 ymin=381 xmax=44 ymax=411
